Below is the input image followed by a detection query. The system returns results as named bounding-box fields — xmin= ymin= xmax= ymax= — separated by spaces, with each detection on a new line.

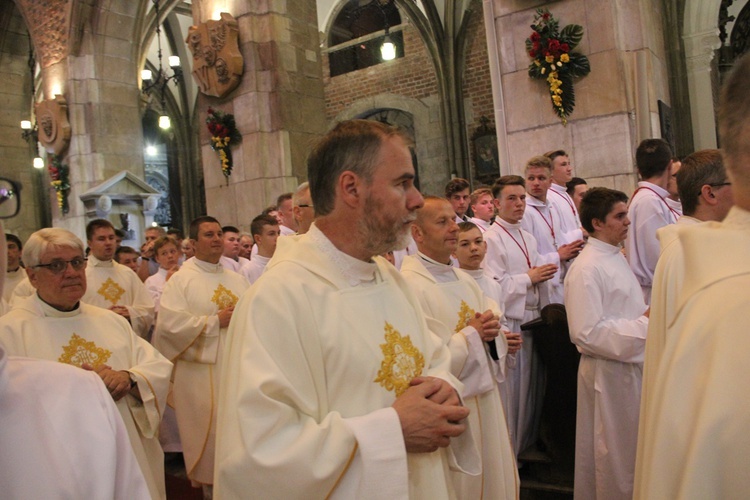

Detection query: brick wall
xmin=463 ymin=4 xmax=495 ymax=137
xmin=323 ymin=23 xmax=439 ymax=120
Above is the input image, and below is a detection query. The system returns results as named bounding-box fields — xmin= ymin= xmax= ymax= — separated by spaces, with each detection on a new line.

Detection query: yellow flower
xmin=534 ymin=60 xmax=541 ymax=66
xmin=541 ymin=67 xmax=546 ymax=74
xmin=557 ymin=61 xmax=562 ymax=67
xmin=561 ymin=53 xmax=570 ymax=63
xmin=545 ymin=55 xmax=554 ymax=63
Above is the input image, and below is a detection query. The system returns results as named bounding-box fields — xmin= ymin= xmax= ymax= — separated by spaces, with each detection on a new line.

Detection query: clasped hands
xmin=393 ymin=376 xmax=469 ymax=453
xmin=82 ymin=363 xmax=136 ymax=401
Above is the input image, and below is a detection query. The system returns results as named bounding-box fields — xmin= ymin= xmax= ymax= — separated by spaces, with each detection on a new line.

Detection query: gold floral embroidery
xmin=97 ymin=277 xmax=125 ymax=305
xmin=455 ymin=300 xmax=476 ymax=332
xmin=374 ymin=322 xmax=425 ymax=397
xmin=58 ymin=333 xmax=112 ymax=368
xmin=211 ymin=284 xmax=239 ymax=310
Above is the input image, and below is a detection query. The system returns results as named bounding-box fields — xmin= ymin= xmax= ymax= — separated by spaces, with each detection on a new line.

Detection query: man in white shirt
xmin=238 ymin=232 xmax=253 ymax=260
xmin=82 ymin=219 xmax=155 ymax=338
xmin=153 ymin=216 xmax=249 ymax=494
xmin=292 ymin=181 xmax=315 ymax=235
xmin=241 ymin=214 xmax=279 ymax=284
xmin=483 ymin=175 xmax=556 ymax=456
xmin=634 ymin=53 xmax=750 ymax=499
xmin=445 ymin=177 xmax=471 ymax=223
xmin=565 ymin=188 xmax=649 ymax=500
xmin=625 ymin=138 xmax=680 ymax=304
xmin=219 ymin=225 xmax=250 ymax=274
xmin=545 ymin=149 xmax=582 ymax=232
xmin=522 ymin=156 xmax=584 ymax=303
xmin=3 ymin=233 xmax=24 ymax=303
xmin=468 ymin=187 xmax=494 ymax=232
xmin=215 ymin=119 xmax=476 ymax=499
xmin=137 ymin=225 xmax=165 ymax=281
xmin=566 ymin=177 xmax=588 ymax=213
xmin=277 ymin=192 xmax=298 ymax=235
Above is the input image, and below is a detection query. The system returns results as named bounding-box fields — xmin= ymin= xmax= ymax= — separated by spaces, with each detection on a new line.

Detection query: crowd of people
xmin=1 ymin=53 xmax=749 ymax=500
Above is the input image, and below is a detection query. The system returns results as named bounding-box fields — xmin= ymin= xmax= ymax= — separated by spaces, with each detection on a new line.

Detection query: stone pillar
xmin=0 ymin=4 xmax=45 ymax=241
xmin=683 ymin=30 xmax=720 ymax=150
xmin=58 ymin=2 xmax=147 ymax=237
xmin=193 ymin=0 xmax=327 ymax=230
xmin=485 ymin=0 xmax=672 ymax=191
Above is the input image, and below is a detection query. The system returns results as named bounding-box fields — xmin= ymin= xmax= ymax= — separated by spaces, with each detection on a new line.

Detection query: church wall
xmin=488 ymin=0 xmax=672 ymax=192
xmin=193 ymin=0 xmax=327 ymax=232
xmin=0 ymin=4 xmax=42 ymax=242
xmin=322 ymin=1 xmax=497 ymax=197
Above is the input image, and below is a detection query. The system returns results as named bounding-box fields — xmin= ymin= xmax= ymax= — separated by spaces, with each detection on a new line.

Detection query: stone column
xmin=484 ymin=0 xmax=672 ymax=192
xmin=193 ymin=0 xmax=326 ymax=230
xmin=683 ymin=30 xmax=720 ymax=150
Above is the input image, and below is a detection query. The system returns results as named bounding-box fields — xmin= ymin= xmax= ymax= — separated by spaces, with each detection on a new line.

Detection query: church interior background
xmin=1 ymin=0 xmax=745 ymax=244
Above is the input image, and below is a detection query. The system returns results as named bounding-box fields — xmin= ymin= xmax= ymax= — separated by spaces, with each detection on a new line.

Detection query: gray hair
xmin=292 ymin=182 xmax=310 ymax=206
xmin=23 ymin=228 xmax=84 ymax=268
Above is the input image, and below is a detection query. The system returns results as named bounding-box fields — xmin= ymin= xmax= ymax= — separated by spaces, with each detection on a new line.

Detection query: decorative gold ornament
xmin=211 ymin=284 xmax=239 ymax=310
xmin=35 ymin=95 xmax=72 ymax=155
xmin=97 ymin=278 xmax=125 ymax=305
xmin=374 ymin=322 xmax=425 ymax=397
xmin=455 ymin=300 xmax=476 ymax=333
xmin=59 ymin=333 xmax=112 ymax=368
xmin=187 ymin=13 xmax=243 ymax=98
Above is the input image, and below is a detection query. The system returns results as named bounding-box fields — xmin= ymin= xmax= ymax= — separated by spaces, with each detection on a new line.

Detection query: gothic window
xmin=328 ymin=0 xmax=404 ymax=77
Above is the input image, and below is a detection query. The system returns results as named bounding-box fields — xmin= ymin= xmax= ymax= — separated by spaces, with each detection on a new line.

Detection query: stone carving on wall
xmin=16 ymin=0 xmax=69 ymax=68
xmin=35 ymin=95 xmax=71 ymax=155
xmin=186 ymin=13 xmax=243 ymax=98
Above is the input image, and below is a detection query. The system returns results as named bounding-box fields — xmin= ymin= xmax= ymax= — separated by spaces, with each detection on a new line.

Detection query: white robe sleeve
xmin=565 ymin=265 xmax=648 ymax=363
xmin=627 ymin=195 xmax=672 ymax=287
xmin=125 ymin=334 xmax=172 ymax=440
xmin=122 ymin=272 xmax=155 ymax=339
xmin=153 ymin=276 xmax=221 ymax=364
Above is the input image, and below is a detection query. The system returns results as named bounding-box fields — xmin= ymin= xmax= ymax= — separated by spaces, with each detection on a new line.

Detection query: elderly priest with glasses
xmin=0 ymin=227 xmax=173 ymax=500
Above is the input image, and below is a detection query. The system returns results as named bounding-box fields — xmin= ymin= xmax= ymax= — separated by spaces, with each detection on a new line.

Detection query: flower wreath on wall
xmin=48 ymin=154 xmax=70 ymax=215
xmin=206 ymin=108 xmax=242 ymax=183
xmin=526 ymin=8 xmax=591 ymax=125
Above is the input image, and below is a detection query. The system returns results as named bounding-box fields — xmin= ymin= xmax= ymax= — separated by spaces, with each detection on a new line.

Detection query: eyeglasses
xmin=32 ymin=257 xmax=88 ymax=274
xmin=708 ymin=182 xmax=732 ymax=188
xmin=297 ymin=204 xmax=314 ymax=208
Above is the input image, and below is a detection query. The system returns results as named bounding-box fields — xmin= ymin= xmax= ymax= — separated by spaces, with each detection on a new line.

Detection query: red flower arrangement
xmin=48 ymin=154 xmax=70 ymax=215
xmin=206 ymin=107 xmax=242 ymax=182
xmin=526 ymin=8 xmax=591 ymax=125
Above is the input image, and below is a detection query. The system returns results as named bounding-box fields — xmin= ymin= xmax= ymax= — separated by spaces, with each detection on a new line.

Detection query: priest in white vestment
xmin=153 ymin=216 xmax=249 ymax=490
xmin=0 ymin=345 xmax=151 ymax=499
xmin=635 ymin=57 xmax=750 ymax=497
xmin=483 ymin=176 xmax=555 ymax=456
xmin=522 ymin=157 xmax=584 ymax=303
xmin=635 ymin=149 xmax=734 ymax=489
xmin=216 ymin=120 xmax=478 ymax=499
xmin=564 ymin=188 xmax=649 ymax=500
xmin=0 ymin=227 xmax=172 ymax=499
xmin=625 ymin=139 xmax=680 ymax=304
xmin=402 ymin=197 xmax=519 ymax=498
xmin=82 ymin=219 xmax=155 ymax=338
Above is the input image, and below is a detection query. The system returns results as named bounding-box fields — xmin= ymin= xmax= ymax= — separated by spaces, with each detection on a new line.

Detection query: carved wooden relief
xmin=35 ymin=95 xmax=72 ymax=155
xmin=186 ymin=13 xmax=243 ymax=98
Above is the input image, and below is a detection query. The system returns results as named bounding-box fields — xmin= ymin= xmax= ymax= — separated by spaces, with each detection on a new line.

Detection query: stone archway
xmin=334 ymin=94 xmax=449 ymax=196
